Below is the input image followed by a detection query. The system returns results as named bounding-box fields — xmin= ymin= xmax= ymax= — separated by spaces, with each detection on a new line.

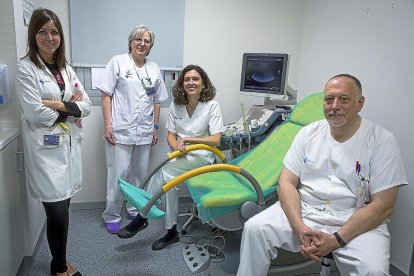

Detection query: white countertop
xmin=0 ymin=121 xmax=19 ymax=150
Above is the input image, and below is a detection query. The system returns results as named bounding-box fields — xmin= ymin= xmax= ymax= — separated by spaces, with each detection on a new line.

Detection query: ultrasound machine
xmin=220 ymin=53 xmax=296 ymax=158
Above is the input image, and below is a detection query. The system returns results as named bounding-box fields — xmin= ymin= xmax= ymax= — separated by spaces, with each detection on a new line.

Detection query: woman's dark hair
xmin=172 ymin=65 xmax=216 ymax=105
xmin=25 ymin=8 xmax=67 ymax=69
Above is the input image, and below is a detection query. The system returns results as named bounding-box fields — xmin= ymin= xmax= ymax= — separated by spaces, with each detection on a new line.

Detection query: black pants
xmin=42 ymin=198 xmax=71 ymax=273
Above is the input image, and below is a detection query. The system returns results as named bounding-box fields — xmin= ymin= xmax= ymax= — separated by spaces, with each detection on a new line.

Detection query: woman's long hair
xmin=25 ymin=8 xmax=67 ymax=69
xmin=173 ymin=65 xmax=216 ymax=105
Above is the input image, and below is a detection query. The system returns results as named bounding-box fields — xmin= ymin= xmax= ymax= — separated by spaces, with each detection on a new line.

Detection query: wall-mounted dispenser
xmin=0 ymin=64 xmax=11 ymax=104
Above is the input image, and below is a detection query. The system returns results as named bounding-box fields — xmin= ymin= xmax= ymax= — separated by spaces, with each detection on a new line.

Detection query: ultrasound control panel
xmin=221 ymin=105 xmax=292 ymax=146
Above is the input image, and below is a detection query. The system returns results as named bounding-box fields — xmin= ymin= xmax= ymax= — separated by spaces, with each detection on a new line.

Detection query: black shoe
xmin=117 ymin=216 xmax=148 ymax=239
xmin=52 ymin=270 xmax=82 ymax=276
xmin=51 ymin=262 xmax=82 ymax=276
xmin=151 ymin=232 xmax=180 ymax=251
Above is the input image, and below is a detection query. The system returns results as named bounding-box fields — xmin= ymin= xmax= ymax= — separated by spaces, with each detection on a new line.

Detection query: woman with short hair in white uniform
xmin=118 ymin=65 xmax=224 ymax=251
xmin=97 ymin=25 xmax=168 ymax=234
xmin=15 ymin=8 xmax=91 ymax=276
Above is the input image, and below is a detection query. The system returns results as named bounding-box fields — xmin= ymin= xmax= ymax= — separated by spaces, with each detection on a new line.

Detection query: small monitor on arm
xmin=240 ymin=53 xmax=289 ymax=99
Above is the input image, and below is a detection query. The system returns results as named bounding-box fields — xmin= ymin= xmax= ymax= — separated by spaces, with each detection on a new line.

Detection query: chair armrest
xmin=139 ymin=144 xmax=226 ymax=190
xmin=167 ymin=144 xmax=226 ymax=162
xmin=140 ymin=164 xmax=265 ymax=218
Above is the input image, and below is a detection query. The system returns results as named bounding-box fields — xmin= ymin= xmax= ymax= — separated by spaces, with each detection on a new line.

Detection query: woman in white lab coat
xmin=15 ymin=8 xmax=91 ymax=276
xmin=97 ymin=25 xmax=168 ymax=234
xmin=118 ymin=65 xmax=224 ymax=251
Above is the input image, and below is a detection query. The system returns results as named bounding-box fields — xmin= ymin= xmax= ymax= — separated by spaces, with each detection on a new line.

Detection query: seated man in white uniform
xmin=237 ymin=74 xmax=408 ymax=276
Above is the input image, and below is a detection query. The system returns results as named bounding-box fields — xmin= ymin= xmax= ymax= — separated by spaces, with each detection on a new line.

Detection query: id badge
xmin=44 ymin=134 xmax=60 ymax=145
xmin=145 ymin=86 xmax=156 ymax=96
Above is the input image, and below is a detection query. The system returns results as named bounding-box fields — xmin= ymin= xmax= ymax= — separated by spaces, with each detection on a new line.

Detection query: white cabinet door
xmin=0 ymin=137 xmax=25 ymax=276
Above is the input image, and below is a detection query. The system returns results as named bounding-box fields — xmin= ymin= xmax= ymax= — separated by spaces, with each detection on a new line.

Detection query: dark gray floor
xmin=17 ymin=206 xmax=339 ymax=276
xmin=18 ymin=207 xmax=215 ymax=276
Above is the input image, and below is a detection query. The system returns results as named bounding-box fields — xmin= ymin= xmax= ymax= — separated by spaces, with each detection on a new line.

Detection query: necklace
xmin=187 ymin=102 xmax=198 ymax=111
xmin=186 ymin=103 xmax=198 ymax=118
xmin=188 ymin=104 xmax=196 ymax=110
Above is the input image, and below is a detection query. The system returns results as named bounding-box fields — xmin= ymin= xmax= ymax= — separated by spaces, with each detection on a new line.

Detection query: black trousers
xmin=42 ymin=198 xmax=71 ymax=273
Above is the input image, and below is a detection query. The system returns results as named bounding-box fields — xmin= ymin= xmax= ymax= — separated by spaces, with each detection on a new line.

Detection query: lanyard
xmin=129 ymin=54 xmax=156 ymax=96
xmin=42 ymin=58 xmax=66 ymax=100
xmin=129 ymin=54 xmax=150 ymax=83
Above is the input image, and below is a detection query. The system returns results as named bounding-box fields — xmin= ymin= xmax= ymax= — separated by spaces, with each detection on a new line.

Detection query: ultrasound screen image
xmin=242 ymin=55 xmax=285 ymax=94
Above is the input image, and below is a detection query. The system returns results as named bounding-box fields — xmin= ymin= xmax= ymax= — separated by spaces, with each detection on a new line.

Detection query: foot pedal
xmin=182 ymin=244 xmax=210 ymax=273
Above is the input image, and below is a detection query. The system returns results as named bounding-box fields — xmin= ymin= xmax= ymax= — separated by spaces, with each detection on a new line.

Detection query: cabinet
xmin=0 ymin=136 xmax=24 ymax=276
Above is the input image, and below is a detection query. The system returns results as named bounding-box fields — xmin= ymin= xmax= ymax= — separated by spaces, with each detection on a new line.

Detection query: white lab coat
xmin=15 ymin=56 xmax=91 ymax=202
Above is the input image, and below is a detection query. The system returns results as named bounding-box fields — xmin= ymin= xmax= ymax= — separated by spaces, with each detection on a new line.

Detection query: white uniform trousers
xmin=145 ymin=154 xmax=210 ymax=230
xmin=102 ymin=143 xmax=151 ymax=223
xmin=237 ymin=201 xmax=390 ymax=276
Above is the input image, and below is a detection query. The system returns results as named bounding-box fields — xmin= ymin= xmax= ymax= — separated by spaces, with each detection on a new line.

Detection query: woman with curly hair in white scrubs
xmin=118 ymin=65 xmax=224 ymax=251
xmin=97 ymin=25 xmax=169 ymax=234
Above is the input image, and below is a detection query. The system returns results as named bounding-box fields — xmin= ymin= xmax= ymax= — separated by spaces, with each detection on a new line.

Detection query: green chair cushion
xmin=289 ymin=92 xmax=324 ymax=126
xmin=118 ymin=178 xmax=165 ymax=219
xmin=186 ymin=92 xmax=326 ymax=223
xmin=188 ymin=122 xmax=302 ymax=208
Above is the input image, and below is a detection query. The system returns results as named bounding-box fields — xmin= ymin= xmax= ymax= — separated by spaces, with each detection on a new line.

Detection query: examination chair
xmin=119 ymin=92 xmax=326 ymax=275
xmin=185 ymin=92 xmax=324 ymax=229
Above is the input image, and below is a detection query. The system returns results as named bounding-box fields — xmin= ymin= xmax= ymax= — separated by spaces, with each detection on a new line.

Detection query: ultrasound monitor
xmin=240 ymin=53 xmax=289 ymax=98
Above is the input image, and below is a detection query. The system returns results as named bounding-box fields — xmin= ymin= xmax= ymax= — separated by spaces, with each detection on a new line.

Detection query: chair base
xmin=179 ymin=203 xmax=199 ymax=234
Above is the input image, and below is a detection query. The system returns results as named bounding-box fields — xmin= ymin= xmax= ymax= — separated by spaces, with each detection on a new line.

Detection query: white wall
xmin=298 ymin=1 xmax=414 ymax=273
xmin=183 ymin=0 xmax=305 ymax=124
xmin=71 ymin=108 xmax=106 ymax=203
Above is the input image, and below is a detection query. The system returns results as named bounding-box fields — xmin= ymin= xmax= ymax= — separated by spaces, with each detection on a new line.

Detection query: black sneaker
xmin=151 ymin=232 xmax=180 ymax=251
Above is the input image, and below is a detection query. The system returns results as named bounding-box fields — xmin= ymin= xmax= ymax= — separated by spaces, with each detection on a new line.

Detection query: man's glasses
xmin=324 ymin=96 xmax=352 ymax=105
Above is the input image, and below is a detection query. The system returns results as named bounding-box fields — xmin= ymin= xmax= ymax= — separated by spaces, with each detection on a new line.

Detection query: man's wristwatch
xmin=333 ymin=232 xmax=346 ymax=247
xmin=154 ymin=124 xmax=160 ymax=130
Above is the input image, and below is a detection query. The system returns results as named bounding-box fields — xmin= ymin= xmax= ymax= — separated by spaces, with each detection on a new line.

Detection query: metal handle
xmin=16 ymin=151 xmax=23 ymax=172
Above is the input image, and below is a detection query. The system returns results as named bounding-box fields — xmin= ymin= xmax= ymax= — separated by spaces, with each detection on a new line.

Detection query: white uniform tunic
xmin=97 ymin=53 xmax=168 ymax=145
xmin=146 ymin=100 xmax=224 ymax=229
xmin=238 ymin=119 xmax=408 ymax=276
xmin=15 ymin=56 xmax=91 ymax=202
xmin=97 ymin=54 xmax=168 ymax=223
